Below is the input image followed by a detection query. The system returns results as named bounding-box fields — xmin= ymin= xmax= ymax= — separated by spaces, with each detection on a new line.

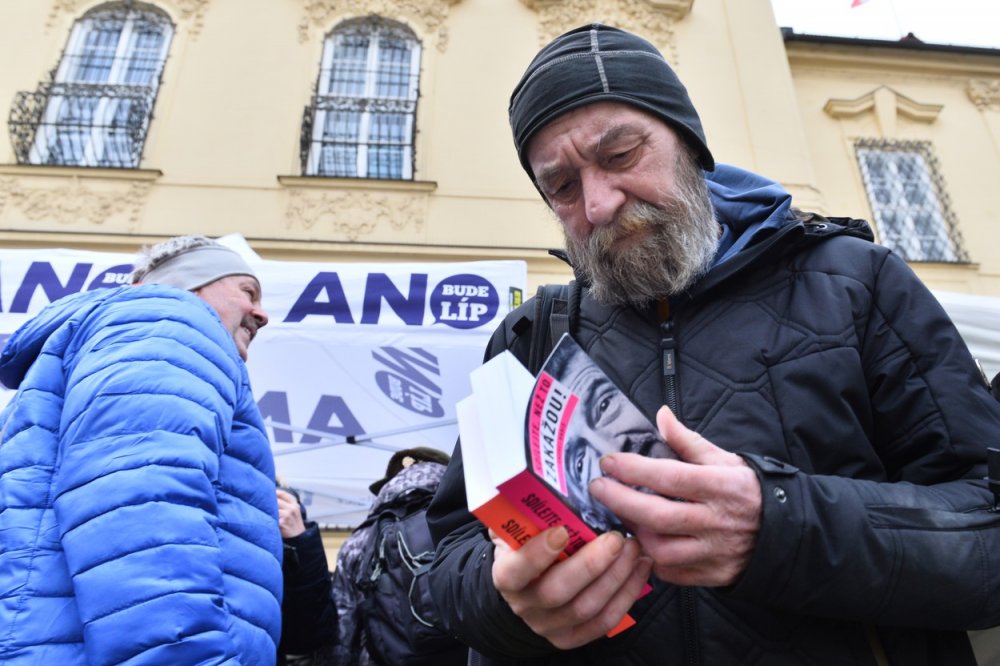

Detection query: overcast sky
xmin=770 ymin=0 xmax=1000 ymax=49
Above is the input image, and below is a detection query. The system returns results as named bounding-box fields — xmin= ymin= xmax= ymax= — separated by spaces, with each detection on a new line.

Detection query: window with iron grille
xmin=302 ymin=17 xmax=421 ymax=179
xmin=8 ymin=3 xmax=172 ymax=169
xmin=855 ymin=139 xmax=968 ymax=263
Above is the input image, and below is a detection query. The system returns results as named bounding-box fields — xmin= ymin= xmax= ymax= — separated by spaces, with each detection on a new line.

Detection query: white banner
xmin=0 ymin=238 xmax=526 ymax=527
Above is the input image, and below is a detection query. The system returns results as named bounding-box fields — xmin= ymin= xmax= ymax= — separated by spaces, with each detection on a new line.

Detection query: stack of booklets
xmin=456 ymin=333 xmax=673 ymax=636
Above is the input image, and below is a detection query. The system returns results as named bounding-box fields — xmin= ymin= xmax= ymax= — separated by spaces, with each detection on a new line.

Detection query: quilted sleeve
xmin=732 ymin=250 xmax=1000 ymax=630
xmin=51 ymin=290 xmax=251 ymax=665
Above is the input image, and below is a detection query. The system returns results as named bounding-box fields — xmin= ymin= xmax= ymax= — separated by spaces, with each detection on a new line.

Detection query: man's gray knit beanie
xmin=508 ymin=23 xmax=715 ymax=179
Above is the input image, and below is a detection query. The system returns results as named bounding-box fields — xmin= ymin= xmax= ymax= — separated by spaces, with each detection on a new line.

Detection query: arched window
xmin=10 ymin=3 xmax=172 ymax=168
xmin=303 ymin=18 xmax=421 ymax=179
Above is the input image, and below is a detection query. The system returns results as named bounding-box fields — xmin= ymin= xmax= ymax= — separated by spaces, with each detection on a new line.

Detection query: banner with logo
xmin=0 ymin=239 xmax=526 ymax=527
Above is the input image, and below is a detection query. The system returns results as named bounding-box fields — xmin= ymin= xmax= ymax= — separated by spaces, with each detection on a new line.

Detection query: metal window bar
xmin=75 ymin=20 xmax=121 ymax=82
xmin=302 ymin=18 xmax=419 ymax=179
xmin=9 ymin=82 xmax=152 ymax=168
xmin=855 ymin=138 xmax=968 ymax=263
xmin=303 ymin=90 xmax=417 ymax=179
xmin=7 ymin=6 xmax=169 ymax=169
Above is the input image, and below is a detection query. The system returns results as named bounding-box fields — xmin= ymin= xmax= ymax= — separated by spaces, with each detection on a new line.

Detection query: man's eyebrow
xmin=533 ymin=123 xmax=646 ymax=190
xmin=596 ymin=123 xmax=645 ymax=153
xmin=534 ymin=164 xmax=569 ymax=191
xmin=241 ymin=276 xmax=262 ymax=300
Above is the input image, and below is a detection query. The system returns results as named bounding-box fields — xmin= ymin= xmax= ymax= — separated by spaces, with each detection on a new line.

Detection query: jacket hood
xmin=0 ymin=289 xmax=112 ymax=390
xmin=706 ymin=163 xmax=794 ymax=266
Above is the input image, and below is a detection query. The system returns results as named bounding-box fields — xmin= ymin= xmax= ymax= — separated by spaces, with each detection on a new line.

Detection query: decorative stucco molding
xmin=285 ymin=189 xmax=425 ymax=241
xmin=298 ymin=0 xmax=462 ymax=50
xmin=519 ymin=0 xmax=691 ymax=61
xmin=968 ymin=79 xmax=1000 ymax=111
xmin=48 ymin=0 xmax=210 ymax=37
xmin=0 ymin=176 xmax=150 ymax=229
xmin=824 ymin=85 xmax=942 ymax=137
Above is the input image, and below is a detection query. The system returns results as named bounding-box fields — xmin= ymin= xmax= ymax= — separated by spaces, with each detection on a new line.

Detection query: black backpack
xmin=506 ymin=281 xmax=579 ymax=374
xmin=356 ymin=487 xmax=467 ymax=666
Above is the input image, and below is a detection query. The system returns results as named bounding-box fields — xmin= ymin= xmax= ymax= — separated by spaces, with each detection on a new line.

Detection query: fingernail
xmin=603 ymin=531 xmax=625 ymax=555
xmin=546 ymin=526 xmax=569 ymax=551
xmin=600 ymin=455 xmax=616 ymax=474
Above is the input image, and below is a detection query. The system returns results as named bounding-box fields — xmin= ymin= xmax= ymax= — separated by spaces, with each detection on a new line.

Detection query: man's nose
xmin=582 ymin=171 xmax=625 ymax=227
xmin=253 ymin=306 xmax=269 ymax=329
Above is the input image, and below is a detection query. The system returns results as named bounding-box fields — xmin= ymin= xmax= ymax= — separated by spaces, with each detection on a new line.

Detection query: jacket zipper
xmin=659 ymin=311 xmax=699 ymax=666
xmin=660 ymin=318 xmax=678 ymax=413
xmin=653 ymin=216 xmax=867 ymax=666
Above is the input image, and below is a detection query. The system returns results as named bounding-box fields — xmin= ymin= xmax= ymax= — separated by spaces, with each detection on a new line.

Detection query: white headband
xmin=140 ymin=244 xmax=258 ymax=291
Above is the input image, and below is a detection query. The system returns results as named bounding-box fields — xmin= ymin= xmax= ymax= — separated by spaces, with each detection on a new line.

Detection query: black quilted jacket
xmin=427 ymin=213 xmax=1000 ymax=665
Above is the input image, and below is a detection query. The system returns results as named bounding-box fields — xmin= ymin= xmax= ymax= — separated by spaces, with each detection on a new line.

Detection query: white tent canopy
xmin=932 ymin=290 xmax=1000 ymax=382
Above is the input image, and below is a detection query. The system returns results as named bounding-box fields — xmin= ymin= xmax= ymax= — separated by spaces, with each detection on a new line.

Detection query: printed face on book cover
xmin=548 ymin=343 xmax=672 ymax=531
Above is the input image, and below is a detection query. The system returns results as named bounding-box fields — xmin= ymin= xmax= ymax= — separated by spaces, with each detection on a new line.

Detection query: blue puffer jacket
xmin=0 ymin=285 xmax=283 ymax=665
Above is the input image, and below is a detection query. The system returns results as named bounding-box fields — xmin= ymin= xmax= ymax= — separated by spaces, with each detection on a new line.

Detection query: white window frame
xmin=306 ymin=18 xmax=421 ymax=179
xmin=855 ymin=140 xmax=966 ymax=263
xmin=30 ymin=5 xmax=172 ymax=167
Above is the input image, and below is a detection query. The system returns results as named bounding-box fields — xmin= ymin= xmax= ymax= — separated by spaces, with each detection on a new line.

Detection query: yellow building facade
xmin=2 ymin=0 xmax=997 ymax=294
xmin=2 ymin=0 xmax=1000 ymax=660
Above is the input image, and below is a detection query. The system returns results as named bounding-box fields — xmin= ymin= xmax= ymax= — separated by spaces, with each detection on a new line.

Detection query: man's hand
xmin=490 ymin=525 xmax=652 ymax=650
xmin=276 ymin=488 xmax=307 ymax=539
xmin=588 ymin=406 xmax=761 ymax=587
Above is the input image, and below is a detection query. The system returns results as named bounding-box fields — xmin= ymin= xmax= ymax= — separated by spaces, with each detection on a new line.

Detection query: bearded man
xmin=426 ymin=23 xmax=1000 ymax=666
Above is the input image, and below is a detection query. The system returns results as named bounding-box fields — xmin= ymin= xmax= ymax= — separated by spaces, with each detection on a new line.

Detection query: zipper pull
xmin=660 ymin=319 xmax=678 ymax=413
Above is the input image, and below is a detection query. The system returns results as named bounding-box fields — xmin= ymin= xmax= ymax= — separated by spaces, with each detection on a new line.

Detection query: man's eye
xmin=597 ymin=396 xmax=611 ymax=418
xmin=548 ymin=180 xmax=577 ymax=202
xmin=605 ymin=147 xmax=638 ymax=168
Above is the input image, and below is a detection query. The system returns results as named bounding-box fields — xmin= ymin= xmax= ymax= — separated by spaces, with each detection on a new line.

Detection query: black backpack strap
xmin=526 ymin=282 xmax=578 ymax=374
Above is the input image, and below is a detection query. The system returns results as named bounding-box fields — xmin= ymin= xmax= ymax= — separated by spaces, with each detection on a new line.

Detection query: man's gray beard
xmin=563 ymin=154 xmax=718 ymax=307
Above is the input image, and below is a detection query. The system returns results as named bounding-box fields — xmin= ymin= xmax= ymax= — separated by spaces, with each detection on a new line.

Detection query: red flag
xmin=851 ymin=0 xmax=871 ymax=7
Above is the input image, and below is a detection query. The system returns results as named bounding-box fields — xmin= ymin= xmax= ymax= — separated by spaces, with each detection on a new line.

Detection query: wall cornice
xmin=277 ymin=175 xmax=436 ymax=193
xmin=279 ymin=177 xmax=437 ymax=242
xmin=824 ymin=86 xmax=942 ymax=138
xmin=298 ymin=0 xmax=463 ymax=50
xmin=48 ymin=0 xmax=210 ymax=37
xmin=825 ymin=86 xmax=942 ymax=121
xmin=518 ymin=0 xmax=692 ymax=62
xmin=968 ymin=79 xmax=1000 ymax=111
xmin=785 ymin=41 xmax=1000 ymax=79
xmin=0 ymin=170 xmax=153 ymax=230
xmin=0 ymin=164 xmax=163 ymax=181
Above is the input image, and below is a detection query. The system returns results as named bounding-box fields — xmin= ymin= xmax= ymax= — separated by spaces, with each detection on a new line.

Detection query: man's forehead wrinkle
xmin=534 ymin=120 xmax=645 ymax=188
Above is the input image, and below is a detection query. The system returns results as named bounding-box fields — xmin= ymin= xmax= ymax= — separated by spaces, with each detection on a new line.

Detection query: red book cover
xmin=459 ymin=334 xmax=674 ymax=637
